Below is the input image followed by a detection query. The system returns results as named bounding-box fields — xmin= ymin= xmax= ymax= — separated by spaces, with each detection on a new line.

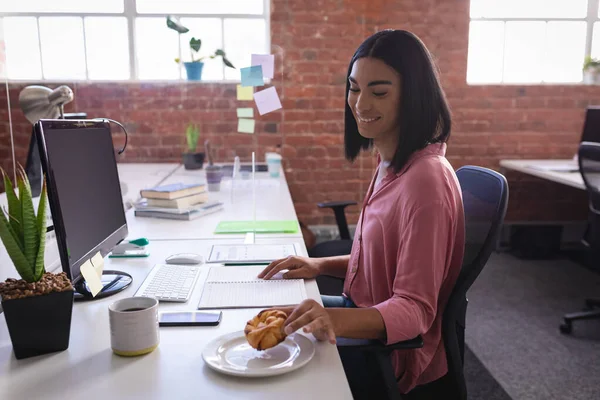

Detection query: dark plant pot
xmin=183 ymin=152 xmax=205 ymax=170
xmin=2 ymin=289 xmax=74 ymax=360
xmin=184 ymin=62 xmax=204 ymax=81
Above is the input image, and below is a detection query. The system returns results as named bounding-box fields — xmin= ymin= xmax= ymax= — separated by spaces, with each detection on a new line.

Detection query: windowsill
xmin=2 ymin=79 xmax=273 ymax=85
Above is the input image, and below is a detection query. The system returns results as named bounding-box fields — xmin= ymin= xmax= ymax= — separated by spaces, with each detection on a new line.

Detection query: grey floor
xmin=466 ymin=252 xmax=600 ymax=400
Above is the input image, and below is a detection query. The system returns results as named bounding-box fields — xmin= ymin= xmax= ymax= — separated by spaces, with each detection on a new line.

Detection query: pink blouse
xmin=343 ymin=142 xmax=465 ymax=393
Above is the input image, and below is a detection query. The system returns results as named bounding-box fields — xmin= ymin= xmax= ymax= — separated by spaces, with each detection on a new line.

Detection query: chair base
xmin=559 ymin=298 xmax=600 ymax=334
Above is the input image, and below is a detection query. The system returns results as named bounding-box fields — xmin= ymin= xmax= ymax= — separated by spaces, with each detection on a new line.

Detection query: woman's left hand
xmin=275 ymin=299 xmax=337 ymax=344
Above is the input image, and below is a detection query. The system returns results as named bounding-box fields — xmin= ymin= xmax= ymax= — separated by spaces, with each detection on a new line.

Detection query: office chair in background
xmin=560 ymin=141 xmax=600 ymax=334
xmin=309 ymin=200 xmax=357 ymax=295
xmin=336 ymin=166 xmax=509 ymax=400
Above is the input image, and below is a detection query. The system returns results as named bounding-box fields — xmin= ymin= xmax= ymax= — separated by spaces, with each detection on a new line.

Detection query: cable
xmin=93 ymin=118 xmax=128 ymax=155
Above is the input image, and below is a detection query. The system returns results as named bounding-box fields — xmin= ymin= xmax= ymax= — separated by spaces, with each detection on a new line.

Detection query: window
xmin=467 ymin=0 xmax=599 ymax=84
xmin=0 ymin=0 xmax=269 ymax=81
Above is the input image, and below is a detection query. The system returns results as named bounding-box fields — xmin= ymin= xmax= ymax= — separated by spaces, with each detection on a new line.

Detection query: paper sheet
xmin=237 ymin=118 xmax=255 ymax=134
xmin=198 ymin=280 xmax=306 ymax=309
xmin=237 ymin=84 xmax=254 ymax=101
xmin=240 ymin=65 xmax=264 ymax=87
xmin=80 ymin=260 xmax=103 ymax=297
xmin=253 ymin=87 xmax=282 ymax=115
xmin=251 ymin=54 xmax=275 ymax=79
xmin=90 ymin=251 xmax=104 ymax=279
xmin=236 ymin=108 xmax=254 ymax=118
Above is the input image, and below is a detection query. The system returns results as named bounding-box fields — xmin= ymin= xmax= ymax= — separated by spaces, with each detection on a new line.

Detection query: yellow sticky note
xmin=237 ymin=84 xmax=254 ymax=101
xmin=237 ymin=118 xmax=255 ymax=134
xmin=237 ymin=108 xmax=254 ymax=118
xmin=90 ymin=251 xmax=104 ymax=279
xmin=80 ymin=260 xmax=103 ymax=297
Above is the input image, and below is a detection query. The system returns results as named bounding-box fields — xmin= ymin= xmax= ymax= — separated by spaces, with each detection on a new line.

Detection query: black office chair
xmin=560 ymin=141 xmax=600 ymax=334
xmin=336 ymin=166 xmax=509 ymax=400
xmin=309 ymin=201 xmax=356 ymax=295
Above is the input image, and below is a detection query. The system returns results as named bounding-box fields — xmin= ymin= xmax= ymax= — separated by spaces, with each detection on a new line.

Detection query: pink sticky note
xmin=251 ymin=54 xmax=275 ymax=79
xmin=253 ymin=87 xmax=282 ymax=116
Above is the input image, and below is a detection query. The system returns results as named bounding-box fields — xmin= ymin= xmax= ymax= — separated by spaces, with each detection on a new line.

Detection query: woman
xmin=258 ymin=29 xmax=465 ymax=398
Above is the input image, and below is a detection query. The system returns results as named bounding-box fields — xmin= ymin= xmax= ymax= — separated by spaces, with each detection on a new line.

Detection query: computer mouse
xmin=165 ymin=253 xmax=204 ymax=265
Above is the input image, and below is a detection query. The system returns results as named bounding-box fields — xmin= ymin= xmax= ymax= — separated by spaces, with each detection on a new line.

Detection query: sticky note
xmin=90 ymin=251 xmax=104 ymax=279
xmin=237 ymin=84 xmax=254 ymax=101
xmin=251 ymin=54 xmax=275 ymax=79
xmin=238 ymin=118 xmax=256 ymax=134
xmin=253 ymin=87 xmax=282 ymax=116
xmin=240 ymin=65 xmax=264 ymax=87
xmin=237 ymin=107 xmax=254 ymax=118
xmin=80 ymin=260 xmax=103 ymax=297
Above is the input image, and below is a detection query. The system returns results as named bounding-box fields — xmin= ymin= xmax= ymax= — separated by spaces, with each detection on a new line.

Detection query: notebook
xmin=140 ymin=183 xmax=206 ymax=200
xmin=197 ymin=266 xmax=307 ymax=309
xmin=206 ymin=243 xmax=298 ymax=264
xmin=214 ymin=220 xmax=299 ymax=234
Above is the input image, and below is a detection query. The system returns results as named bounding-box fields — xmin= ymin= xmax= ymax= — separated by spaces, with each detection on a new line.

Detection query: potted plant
xmin=583 ymin=56 xmax=600 ymax=84
xmin=167 ymin=15 xmax=235 ymax=81
xmin=183 ymin=123 xmax=205 ymax=170
xmin=0 ymin=166 xmax=74 ymax=360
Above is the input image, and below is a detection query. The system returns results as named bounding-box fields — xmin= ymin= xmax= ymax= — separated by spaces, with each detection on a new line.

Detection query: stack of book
xmin=134 ymin=183 xmax=223 ymax=220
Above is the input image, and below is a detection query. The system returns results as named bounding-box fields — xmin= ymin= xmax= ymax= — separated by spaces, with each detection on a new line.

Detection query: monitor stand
xmin=73 ymin=270 xmax=133 ymax=301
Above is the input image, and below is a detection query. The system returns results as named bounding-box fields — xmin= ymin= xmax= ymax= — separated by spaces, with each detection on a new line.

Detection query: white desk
xmin=499 ymin=159 xmax=584 ymax=190
xmin=125 ymin=166 xmax=304 ymax=240
xmin=0 ymin=239 xmax=352 ymax=400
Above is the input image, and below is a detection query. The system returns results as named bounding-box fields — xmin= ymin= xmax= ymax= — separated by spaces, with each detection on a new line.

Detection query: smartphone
xmin=158 ymin=311 xmax=222 ymax=327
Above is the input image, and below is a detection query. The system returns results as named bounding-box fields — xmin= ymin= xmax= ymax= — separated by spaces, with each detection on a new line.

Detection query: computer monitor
xmin=26 ymin=112 xmax=87 ymax=198
xmin=580 ymin=106 xmax=600 ymax=144
xmin=34 ymin=119 xmax=131 ymax=301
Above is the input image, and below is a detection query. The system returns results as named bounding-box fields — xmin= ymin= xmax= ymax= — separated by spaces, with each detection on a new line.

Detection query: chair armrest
xmin=336 ymin=336 xmax=423 ymax=352
xmin=317 ymin=201 xmax=358 ymax=209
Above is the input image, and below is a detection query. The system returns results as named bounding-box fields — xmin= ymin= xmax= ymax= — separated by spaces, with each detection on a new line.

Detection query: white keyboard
xmin=135 ymin=264 xmax=201 ymax=302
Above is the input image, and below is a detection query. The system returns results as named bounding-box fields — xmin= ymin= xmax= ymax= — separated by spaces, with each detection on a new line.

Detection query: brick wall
xmin=0 ymin=0 xmax=595 ymax=225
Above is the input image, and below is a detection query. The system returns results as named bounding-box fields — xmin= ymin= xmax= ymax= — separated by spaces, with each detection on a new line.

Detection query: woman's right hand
xmin=257 ymin=256 xmax=323 ymax=280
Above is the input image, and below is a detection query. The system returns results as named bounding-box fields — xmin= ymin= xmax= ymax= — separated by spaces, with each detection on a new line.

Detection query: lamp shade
xmin=19 ymin=85 xmax=74 ymax=124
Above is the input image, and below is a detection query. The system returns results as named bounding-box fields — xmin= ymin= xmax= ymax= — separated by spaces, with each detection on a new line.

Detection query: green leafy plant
xmin=0 ymin=166 xmax=47 ymax=283
xmin=584 ymin=55 xmax=600 ymax=71
xmin=167 ymin=16 xmax=235 ymax=68
xmin=186 ymin=123 xmax=200 ymax=153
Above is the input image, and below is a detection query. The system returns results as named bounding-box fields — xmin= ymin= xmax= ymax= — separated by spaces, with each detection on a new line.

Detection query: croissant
xmin=244 ymin=310 xmax=288 ymax=350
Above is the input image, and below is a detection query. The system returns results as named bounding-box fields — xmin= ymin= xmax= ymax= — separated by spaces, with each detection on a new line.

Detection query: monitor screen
xmin=581 ymin=106 xmax=600 ymax=144
xmin=36 ymin=119 xmax=127 ymax=282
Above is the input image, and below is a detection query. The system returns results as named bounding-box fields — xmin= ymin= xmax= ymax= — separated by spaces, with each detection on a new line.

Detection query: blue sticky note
xmin=240 ymin=65 xmax=264 ymax=87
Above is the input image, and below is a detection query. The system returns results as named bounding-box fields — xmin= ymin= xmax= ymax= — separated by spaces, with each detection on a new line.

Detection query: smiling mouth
xmin=357 ymin=116 xmax=381 ymax=124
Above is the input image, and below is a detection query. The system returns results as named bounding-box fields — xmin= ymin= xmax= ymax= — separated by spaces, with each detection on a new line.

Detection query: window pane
xmin=503 ymin=21 xmax=546 ymax=83
xmin=179 ymin=18 xmax=223 ymax=80
xmin=466 ymin=21 xmax=504 ymax=84
xmin=3 ymin=17 xmax=42 ymax=79
xmin=39 ymin=17 xmax=86 ymax=80
xmin=137 ymin=0 xmax=264 ymax=15
xmin=471 ymin=0 xmax=587 ymax=18
xmin=0 ymin=0 xmax=123 ymax=13
xmin=85 ymin=17 xmax=129 ymax=80
xmin=136 ymin=17 xmax=180 ymax=80
xmin=591 ymin=22 xmax=600 ymax=59
xmin=223 ymin=18 xmax=267 ymax=80
xmin=544 ymin=22 xmax=586 ymax=83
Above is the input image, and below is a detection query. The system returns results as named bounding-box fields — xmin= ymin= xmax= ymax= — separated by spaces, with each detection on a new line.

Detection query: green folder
xmin=215 ymin=220 xmax=299 ymax=234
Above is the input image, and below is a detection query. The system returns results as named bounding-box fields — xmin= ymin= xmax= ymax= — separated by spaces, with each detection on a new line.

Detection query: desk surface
xmin=0 ymin=239 xmax=352 ymax=400
xmin=499 ymin=159 xmax=585 ymax=190
xmin=125 ymin=166 xmax=303 ymax=240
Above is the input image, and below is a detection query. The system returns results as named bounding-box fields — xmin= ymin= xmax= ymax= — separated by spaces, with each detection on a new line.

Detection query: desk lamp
xmin=18 ymin=85 xmax=74 ymax=197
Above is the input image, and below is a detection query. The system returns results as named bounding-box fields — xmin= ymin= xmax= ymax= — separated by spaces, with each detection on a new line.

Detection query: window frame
xmin=0 ymin=0 xmax=271 ymax=82
xmin=468 ymin=0 xmax=600 ymax=84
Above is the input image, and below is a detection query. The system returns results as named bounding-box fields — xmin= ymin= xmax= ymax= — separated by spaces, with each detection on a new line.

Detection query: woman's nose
xmin=355 ymin=92 xmax=372 ymax=113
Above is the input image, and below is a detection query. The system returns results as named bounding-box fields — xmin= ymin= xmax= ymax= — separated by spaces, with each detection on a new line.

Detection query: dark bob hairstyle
xmin=344 ymin=30 xmax=451 ymax=173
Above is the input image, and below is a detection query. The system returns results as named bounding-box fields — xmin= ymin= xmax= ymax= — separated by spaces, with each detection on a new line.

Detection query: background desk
xmin=499 ymin=159 xmax=584 ymax=190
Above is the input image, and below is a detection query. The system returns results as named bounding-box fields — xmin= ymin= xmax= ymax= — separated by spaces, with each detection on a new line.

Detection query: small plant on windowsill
xmin=583 ymin=56 xmax=600 ymax=85
xmin=167 ymin=15 xmax=235 ymax=81
xmin=0 ymin=166 xmax=74 ymax=360
xmin=183 ymin=123 xmax=205 ymax=170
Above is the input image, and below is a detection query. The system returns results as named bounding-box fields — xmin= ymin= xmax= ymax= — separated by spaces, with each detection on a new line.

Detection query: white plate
xmin=202 ymin=330 xmax=315 ymax=377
